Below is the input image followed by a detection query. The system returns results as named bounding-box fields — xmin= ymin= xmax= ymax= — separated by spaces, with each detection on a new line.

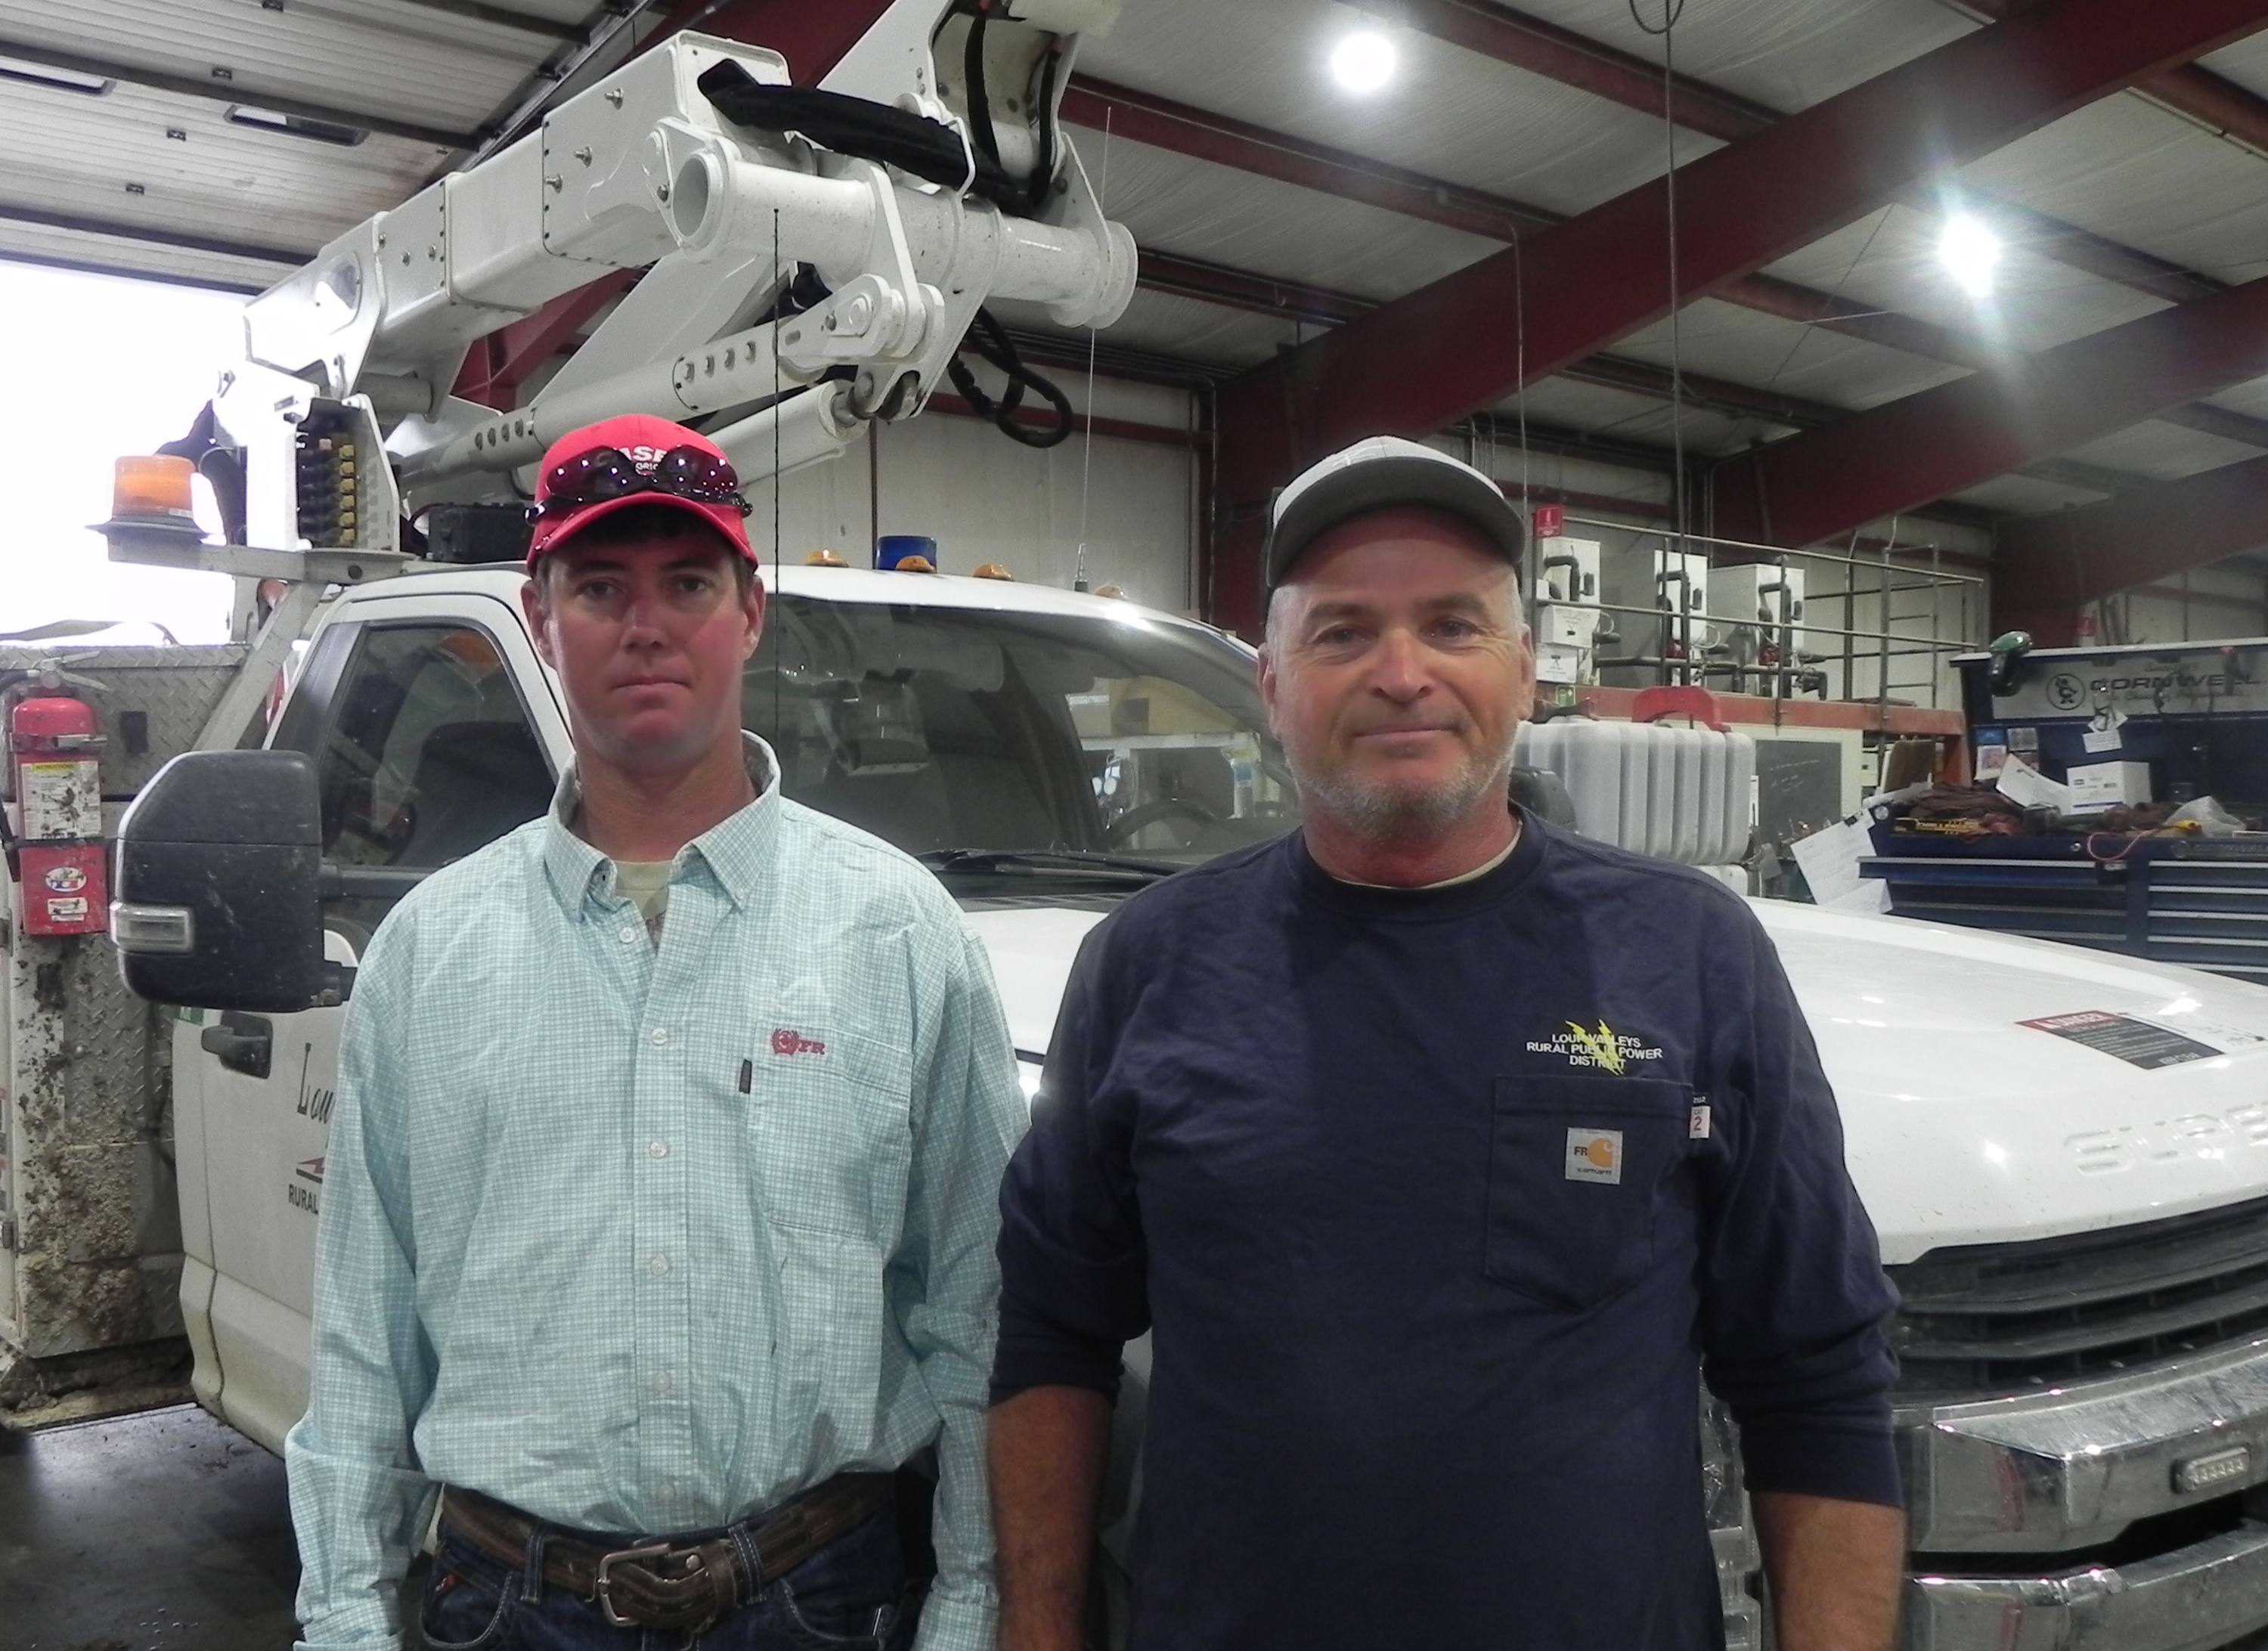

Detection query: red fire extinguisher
xmin=8 ymin=697 xmax=108 ymax=938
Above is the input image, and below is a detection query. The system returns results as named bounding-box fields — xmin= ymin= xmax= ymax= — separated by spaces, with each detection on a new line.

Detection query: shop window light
xmin=226 ymin=105 xmax=367 ymax=146
xmin=0 ymin=56 xmax=113 ymax=94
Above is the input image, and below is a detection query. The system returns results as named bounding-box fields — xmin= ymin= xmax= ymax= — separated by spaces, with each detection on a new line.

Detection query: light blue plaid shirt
xmin=287 ymin=737 xmax=1024 ymax=1651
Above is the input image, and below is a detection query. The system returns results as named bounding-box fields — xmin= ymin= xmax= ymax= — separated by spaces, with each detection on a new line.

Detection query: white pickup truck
xmin=108 ymin=558 xmax=2268 ymax=1651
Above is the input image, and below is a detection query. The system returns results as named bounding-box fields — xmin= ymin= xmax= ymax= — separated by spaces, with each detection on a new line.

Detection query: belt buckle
xmin=593 ymin=1540 xmax=674 ymax=1628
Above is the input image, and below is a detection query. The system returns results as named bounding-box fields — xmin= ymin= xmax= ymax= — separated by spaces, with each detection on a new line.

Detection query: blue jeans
xmin=415 ymin=1501 xmax=917 ymax=1651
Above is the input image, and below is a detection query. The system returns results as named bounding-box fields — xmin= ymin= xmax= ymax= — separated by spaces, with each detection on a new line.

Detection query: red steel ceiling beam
xmin=1994 ymin=454 xmax=2268 ymax=644
xmin=1065 ymin=76 xmax=2003 ymax=372
xmin=1396 ymin=2 xmax=2268 ymax=451
xmin=2149 ymin=61 xmax=2268 ymax=153
xmin=1961 ymin=0 xmax=2268 ymax=156
xmin=1070 ymin=76 xmax=2268 ymax=454
xmin=1393 ymin=0 xmax=1774 ymax=144
xmin=1203 ymin=0 xmax=2268 ymax=633
xmin=1408 ymin=0 xmax=2229 ymax=306
xmin=1142 ymin=253 xmax=1873 ymax=435
xmin=1145 ymin=251 xmax=2144 ymax=498
xmin=1136 ymin=249 xmax=1372 ymax=327
xmin=1709 ymin=274 xmax=2268 ymax=550
xmin=1061 ymin=78 xmax=1550 ymax=241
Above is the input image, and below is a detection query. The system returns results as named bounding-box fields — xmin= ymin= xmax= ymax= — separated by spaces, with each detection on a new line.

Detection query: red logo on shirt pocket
xmin=770 ymin=1028 xmax=827 ymax=1057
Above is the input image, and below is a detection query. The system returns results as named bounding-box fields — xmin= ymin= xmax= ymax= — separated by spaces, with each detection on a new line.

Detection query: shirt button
xmin=648 ymin=1139 xmax=669 ymax=1159
xmin=652 ymin=1372 xmax=674 ymax=1393
xmin=619 ymin=926 xmax=640 ymax=944
xmin=648 ymin=1254 xmax=670 ymax=1277
xmin=649 ymin=1027 xmax=670 ymax=1047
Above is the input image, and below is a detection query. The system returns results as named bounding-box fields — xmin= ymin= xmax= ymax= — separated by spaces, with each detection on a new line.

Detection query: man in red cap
xmin=287 ymin=415 xmax=1025 ymax=1651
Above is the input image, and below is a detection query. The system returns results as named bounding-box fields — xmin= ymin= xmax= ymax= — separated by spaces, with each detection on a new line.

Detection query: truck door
xmin=175 ymin=599 xmax=560 ymax=1450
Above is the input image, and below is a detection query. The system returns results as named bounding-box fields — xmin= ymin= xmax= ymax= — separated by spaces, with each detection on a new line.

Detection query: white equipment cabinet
xmin=1708 ymin=563 xmax=1814 ymax=663
xmin=1532 ymin=534 xmax=1610 ymax=686
xmin=1653 ymin=547 xmax=1715 ymax=656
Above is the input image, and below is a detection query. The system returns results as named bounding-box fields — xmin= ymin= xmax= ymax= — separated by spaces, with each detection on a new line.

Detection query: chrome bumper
xmin=1898 ymin=1332 xmax=2268 ymax=1551
xmin=1906 ymin=1521 xmax=2268 ymax=1651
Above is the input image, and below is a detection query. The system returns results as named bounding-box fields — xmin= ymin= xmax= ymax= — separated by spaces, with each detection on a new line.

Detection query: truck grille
xmin=1887 ymin=1192 xmax=2268 ymax=1395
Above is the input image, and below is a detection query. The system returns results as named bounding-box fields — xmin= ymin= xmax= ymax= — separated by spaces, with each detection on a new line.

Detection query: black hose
xmin=698 ymin=60 xmax=1031 ymax=212
xmin=962 ymin=0 xmax=1064 ymax=213
xmin=949 ymin=310 xmax=1074 ymax=448
xmin=1023 ymin=36 xmax=1064 ymax=212
xmin=964 ymin=2 xmax=1003 ymax=171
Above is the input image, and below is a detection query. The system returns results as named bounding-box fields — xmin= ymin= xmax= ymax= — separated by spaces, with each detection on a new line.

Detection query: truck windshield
xmin=741 ymin=596 xmax=1300 ymax=866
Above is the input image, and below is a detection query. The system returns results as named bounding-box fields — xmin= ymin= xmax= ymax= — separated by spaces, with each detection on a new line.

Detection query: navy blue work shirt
xmin=992 ymin=816 xmax=1900 ymax=1651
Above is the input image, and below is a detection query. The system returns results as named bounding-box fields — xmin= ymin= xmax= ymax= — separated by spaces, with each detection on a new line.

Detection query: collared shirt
xmin=287 ymin=736 xmax=1024 ymax=1651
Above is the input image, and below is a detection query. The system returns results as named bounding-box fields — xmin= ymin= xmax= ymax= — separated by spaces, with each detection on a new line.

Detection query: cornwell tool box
xmin=1861 ymin=639 xmax=2268 ymax=980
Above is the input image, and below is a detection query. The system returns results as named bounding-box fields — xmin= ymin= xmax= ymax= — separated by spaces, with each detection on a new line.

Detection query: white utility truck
xmin=93 ymin=561 xmax=2268 ymax=1651
xmin=5 ymin=4 xmax=2268 ymax=1649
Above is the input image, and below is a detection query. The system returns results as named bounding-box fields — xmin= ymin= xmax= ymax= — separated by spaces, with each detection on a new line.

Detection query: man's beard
xmin=1288 ymin=727 xmax=1517 ymax=843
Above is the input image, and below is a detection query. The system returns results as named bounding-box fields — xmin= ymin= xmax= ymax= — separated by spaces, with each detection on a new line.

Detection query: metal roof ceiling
xmin=5 ymin=0 xmax=2268 ymax=552
xmin=0 ymin=0 xmax=640 ymax=289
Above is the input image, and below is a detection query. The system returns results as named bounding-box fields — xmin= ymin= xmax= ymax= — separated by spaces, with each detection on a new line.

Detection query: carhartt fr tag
xmin=1690 ymin=1102 xmax=1711 ymax=1139
xmin=1566 ymin=1127 xmax=1622 ymax=1185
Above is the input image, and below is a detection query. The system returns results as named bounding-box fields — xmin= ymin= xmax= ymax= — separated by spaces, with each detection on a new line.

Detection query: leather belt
xmin=438 ymin=1473 xmax=894 ymax=1632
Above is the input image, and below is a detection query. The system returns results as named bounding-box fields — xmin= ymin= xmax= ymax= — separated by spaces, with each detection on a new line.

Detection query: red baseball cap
xmin=525 ymin=414 xmax=757 ymax=565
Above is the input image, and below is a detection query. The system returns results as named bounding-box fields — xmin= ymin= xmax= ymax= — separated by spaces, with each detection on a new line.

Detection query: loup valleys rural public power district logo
xmin=1528 ymin=1020 xmax=1664 ymax=1075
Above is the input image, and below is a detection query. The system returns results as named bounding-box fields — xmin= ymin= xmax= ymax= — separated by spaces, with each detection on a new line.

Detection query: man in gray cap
xmin=985 ymin=435 xmax=1905 ymax=1651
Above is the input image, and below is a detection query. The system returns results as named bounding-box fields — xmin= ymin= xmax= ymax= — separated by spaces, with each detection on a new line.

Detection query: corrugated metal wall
xmin=748 ymin=375 xmax=1199 ymax=614
xmin=2102 ymin=561 xmax=2268 ymax=646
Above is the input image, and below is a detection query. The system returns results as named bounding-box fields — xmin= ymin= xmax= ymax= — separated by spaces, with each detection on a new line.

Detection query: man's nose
xmin=1368 ymin=627 xmax=1431 ymax=698
xmin=621 ymin=592 xmax=669 ymax=643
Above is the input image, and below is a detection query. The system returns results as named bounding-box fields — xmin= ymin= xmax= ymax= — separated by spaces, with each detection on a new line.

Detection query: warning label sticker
xmin=20 ymin=759 xmax=100 ymax=839
xmin=2019 ymin=1011 xmax=2224 ymax=1070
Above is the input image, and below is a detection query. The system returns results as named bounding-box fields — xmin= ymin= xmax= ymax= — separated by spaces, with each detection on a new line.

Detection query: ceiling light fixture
xmin=1331 ymin=29 xmax=1396 ymax=94
xmin=0 ymin=55 xmax=113 ymax=94
xmin=226 ymin=104 xmax=367 ymax=146
xmin=1938 ymin=213 xmax=2000 ymax=298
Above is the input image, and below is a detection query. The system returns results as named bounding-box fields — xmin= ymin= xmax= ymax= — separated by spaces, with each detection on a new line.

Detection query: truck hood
xmin=962 ymin=898 xmax=2268 ymax=1267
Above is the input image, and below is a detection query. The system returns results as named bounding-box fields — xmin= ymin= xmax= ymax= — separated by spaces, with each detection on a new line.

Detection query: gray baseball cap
xmin=1264 ymin=435 xmax=1526 ymax=591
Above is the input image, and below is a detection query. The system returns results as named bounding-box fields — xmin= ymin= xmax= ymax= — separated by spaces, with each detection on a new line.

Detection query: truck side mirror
xmin=111 ymin=750 xmax=326 ymax=1012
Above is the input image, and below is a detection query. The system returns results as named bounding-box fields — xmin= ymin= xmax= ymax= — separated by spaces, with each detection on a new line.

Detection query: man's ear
xmin=520 ymin=577 xmax=557 ymax=671
xmin=1256 ymin=644 xmax=1281 ymax=738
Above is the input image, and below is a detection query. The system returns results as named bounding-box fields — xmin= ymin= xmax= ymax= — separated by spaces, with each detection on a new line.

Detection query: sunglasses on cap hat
xmin=527 ymin=444 xmax=754 ymax=524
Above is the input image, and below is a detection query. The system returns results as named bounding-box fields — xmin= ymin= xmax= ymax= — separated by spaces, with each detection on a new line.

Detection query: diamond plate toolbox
xmin=0 ymin=645 xmax=252 ymax=797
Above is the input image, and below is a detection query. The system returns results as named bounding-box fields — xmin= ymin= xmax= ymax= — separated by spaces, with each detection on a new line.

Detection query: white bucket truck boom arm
xmin=129 ymin=0 xmax=1133 ymax=587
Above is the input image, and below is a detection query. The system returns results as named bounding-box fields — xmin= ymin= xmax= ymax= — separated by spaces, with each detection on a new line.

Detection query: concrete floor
xmin=0 ymin=1403 xmax=303 ymax=1651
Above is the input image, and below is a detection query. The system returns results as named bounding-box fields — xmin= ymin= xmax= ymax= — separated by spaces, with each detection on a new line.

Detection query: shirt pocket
xmin=742 ymin=1024 xmax=913 ymax=1243
xmin=1485 ymin=1074 xmax=1694 ymax=1312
